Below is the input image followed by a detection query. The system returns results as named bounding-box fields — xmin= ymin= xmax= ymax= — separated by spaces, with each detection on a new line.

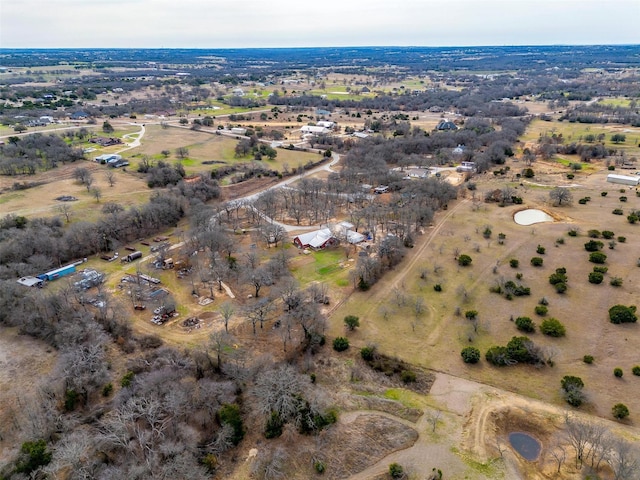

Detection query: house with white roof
xmin=293 ymin=228 xmax=337 ymax=250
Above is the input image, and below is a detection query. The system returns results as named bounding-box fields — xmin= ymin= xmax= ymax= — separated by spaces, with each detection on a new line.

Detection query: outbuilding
xmin=37 ymin=263 xmax=76 ymax=282
xmin=17 ymin=276 xmax=44 ymax=288
xmin=606 ymin=174 xmax=639 ymax=186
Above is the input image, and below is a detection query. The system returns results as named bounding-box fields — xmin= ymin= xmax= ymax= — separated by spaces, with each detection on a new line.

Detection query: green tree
xmin=15 ymin=440 xmax=52 ymax=474
xmin=461 ymin=346 xmax=481 ymax=364
xmin=611 ymin=133 xmax=626 ymax=144
xmin=612 ymin=403 xmax=629 ymax=419
xmin=561 ymin=376 xmax=585 ymax=407
xmin=609 ymin=305 xmax=637 ymax=324
xmin=540 ymin=318 xmax=566 ymax=337
xmin=333 ymin=337 xmax=349 ymax=352
xmin=457 ymin=254 xmax=472 ymax=266
xmin=588 ymin=272 xmax=604 ymax=284
xmin=530 ymin=256 xmax=543 ymax=267
xmin=218 ymin=403 xmax=245 ymax=445
xmin=614 ymin=367 xmax=623 ymax=378
xmin=515 ymin=316 xmax=536 ymax=333
xmin=589 ymin=252 xmax=607 ymax=264
xmin=584 ymin=240 xmax=604 ymax=252
xmin=102 ymin=120 xmax=114 ymax=133
xmin=389 ymin=463 xmax=404 ymax=479
xmin=344 ymin=315 xmax=360 ymax=331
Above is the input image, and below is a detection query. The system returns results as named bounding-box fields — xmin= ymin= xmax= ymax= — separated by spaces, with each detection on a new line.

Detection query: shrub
xmin=389 ymin=463 xmax=404 ymax=479
xmin=401 ymin=370 xmax=416 ymax=383
xmin=612 ymin=208 xmax=624 ymax=215
xmin=360 ymin=346 xmax=376 ymax=361
xmin=589 ymin=252 xmax=607 ymax=264
xmin=584 ymin=240 xmax=604 ymax=252
xmin=632 ymin=366 xmax=640 ymax=376
xmin=344 ymin=315 xmax=360 ymax=331
xmin=618 ymin=236 xmax=626 ymax=243
xmin=593 ymin=266 xmax=608 ymax=274
xmin=614 ymin=368 xmax=623 ymax=378
xmin=461 ymin=346 xmax=481 ymax=364
xmin=530 ymin=257 xmax=543 ymax=267
xmin=601 ymin=191 xmax=608 ymax=196
xmin=549 ymin=270 xmax=568 ymax=285
xmin=539 ymin=297 xmax=549 ymax=306
xmin=509 ymin=259 xmax=519 ymax=268
xmin=218 ymin=403 xmax=245 ymax=445
xmin=612 ymin=403 xmax=630 ymax=420
xmin=314 ymin=460 xmax=326 ymax=474
xmin=15 ymin=440 xmax=52 ymax=475
xmin=556 ymin=237 xmax=565 ymax=245
xmin=628 ymin=213 xmax=639 ymax=224
xmin=458 ymin=254 xmax=472 ymax=266
xmin=567 ymin=229 xmax=578 ymax=237
xmin=515 ymin=316 xmax=536 ymax=333
xmin=588 ymin=229 xmax=601 ymax=238
xmin=121 ymin=371 xmax=135 ymax=388
xmin=610 ymin=277 xmax=623 ymax=287
xmin=567 ymin=173 xmax=575 ymax=180
xmin=333 ymin=337 xmax=350 ymax=352
xmin=102 ymin=383 xmax=113 ymax=397
xmin=465 ymin=310 xmax=478 ymax=320
xmin=588 ymin=272 xmax=604 ymax=284
xmin=561 ymin=375 xmax=585 ymax=407
xmin=534 ymin=305 xmax=548 ymax=316
xmin=554 ymin=282 xmax=567 ymax=293
xmin=620 ymin=196 xmax=628 ymax=202
xmin=540 ymin=318 xmax=566 ymax=337
xmin=609 ymin=305 xmax=637 ymax=324
xmin=264 ymin=412 xmax=284 ymax=439
xmin=578 ymin=198 xmax=587 ymax=204
xmin=536 ymin=245 xmax=546 ymax=254
xmin=602 ymin=230 xmax=615 ymax=239
xmin=583 ymin=355 xmax=594 ymax=364
xmin=433 ymin=283 xmax=442 ymax=292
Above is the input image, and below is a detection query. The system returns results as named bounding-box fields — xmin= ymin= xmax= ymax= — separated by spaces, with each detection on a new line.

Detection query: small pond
xmin=509 ymin=432 xmax=541 ymax=461
xmin=514 ymin=209 xmax=554 ymax=226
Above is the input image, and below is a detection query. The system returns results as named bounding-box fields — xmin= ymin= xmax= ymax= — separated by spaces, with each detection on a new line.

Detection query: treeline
xmin=560 ymin=102 xmax=640 ymax=126
xmin=0 ymin=134 xmax=85 ymax=176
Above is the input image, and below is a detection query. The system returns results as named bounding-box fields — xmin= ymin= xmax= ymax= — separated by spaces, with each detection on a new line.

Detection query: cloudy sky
xmin=1 ymin=0 xmax=638 ymax=49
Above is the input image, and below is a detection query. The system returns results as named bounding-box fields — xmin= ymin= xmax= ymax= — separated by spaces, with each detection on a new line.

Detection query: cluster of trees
xmin=0 ymin=134 xmax=85 ymax=176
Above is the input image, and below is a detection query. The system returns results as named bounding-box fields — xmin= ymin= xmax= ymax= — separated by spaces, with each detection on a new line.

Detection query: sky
xmin=1 ymin=0 xmax=639 ymax=49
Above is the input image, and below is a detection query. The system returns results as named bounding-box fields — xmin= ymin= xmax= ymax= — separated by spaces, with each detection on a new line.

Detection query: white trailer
xmin=606 ymin=174 xmax=639 ymax=186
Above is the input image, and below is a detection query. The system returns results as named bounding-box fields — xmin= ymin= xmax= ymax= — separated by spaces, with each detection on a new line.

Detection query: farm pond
xmin=514 ymin=209 xmax=554 ymax=226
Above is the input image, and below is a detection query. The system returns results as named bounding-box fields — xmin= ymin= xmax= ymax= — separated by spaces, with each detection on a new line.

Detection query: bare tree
xmin=245 ymin=298 xmax=275 ymax=334
xmin=90 ymin=186 xmax=102 ymax=203
xmin=427 ymin=409 xmax=442 ymax=433
xmin=105 ymin=169 xmax=116 ymax=187
xmin=608 ymin=438 xmax=640 ymax=480
xmin=550 ymin=187 xmax=573 ymax=206
xmin=219 ymin=301 xmax=235 ymax=333
xmin=57 ymin=203 xmax=73 ymax=223
xmin=209 ymin=330 xmax=234 ymax=371
xmin=548 ymin=441 xmax=567 ymax=474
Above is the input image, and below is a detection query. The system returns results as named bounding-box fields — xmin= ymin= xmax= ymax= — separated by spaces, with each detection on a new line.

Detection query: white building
xmin=301 ymin=125 xmax=330 ymax=134
xmin=607 ymin=174 xmax=639 ymax=186
xmin=316 ymin=121 xmax=335 ymax=129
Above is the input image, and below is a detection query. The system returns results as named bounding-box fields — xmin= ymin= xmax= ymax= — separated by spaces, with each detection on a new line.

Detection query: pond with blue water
xmin=509 ymin=432 xmax=541 ymax=460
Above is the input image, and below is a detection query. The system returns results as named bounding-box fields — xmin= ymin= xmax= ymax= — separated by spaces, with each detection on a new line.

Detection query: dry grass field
xmin=329 ymin=161 xmax=640 ymax=424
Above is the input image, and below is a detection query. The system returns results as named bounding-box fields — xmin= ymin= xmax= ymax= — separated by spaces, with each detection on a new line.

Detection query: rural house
xmin=293 ymin=228 xmax=338 ymax=250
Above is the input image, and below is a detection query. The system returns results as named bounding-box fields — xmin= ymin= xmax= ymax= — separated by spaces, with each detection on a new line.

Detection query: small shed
xmin=231 ymin=127 xmax=247 ymax=135
xmin=607 ymin=174 xmax=639 ymax=186
xmin=122 ymin=251 xmax=143 ymax=263
xmin=17 ymin=276 xmax=44 ymax=288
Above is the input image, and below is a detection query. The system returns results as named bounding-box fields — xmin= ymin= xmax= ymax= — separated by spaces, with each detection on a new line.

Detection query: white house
xmin=232 ymin=88 xmax=245 ymax=97
xmin=230 ymin=127 xmax=247 ymax=136
xmin=301 ymin=125 xmax=330 ymax=135
xmin=316 ymin=121 xmax=335 ymax=129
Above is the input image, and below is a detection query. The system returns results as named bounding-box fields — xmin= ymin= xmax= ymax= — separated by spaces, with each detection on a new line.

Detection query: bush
xmin=314 ymin=460 xmax=326 ymax=474
xmin=628 ymin=213 xmax=639 ymax=224
xmin=401 ymin=370 xmax=416 ymax=383
xmin=554 ymin=282 xmax=568 ymax=294
xmin=530 ymin=257 xmax=543 ymax=267
xmin=589 ymin=252 xmax=607 ymax=264
xmin=458 ymin=254 xmax=472 ymax=266
xmin=540 ymin=318 xmax=566 ymax=337
xmin=588 ymin=272 xmax=604 ymax=284
xmin=614 ymin=367 xmax=623 ymax=378
xmin=333 ymin=337 xmax=350 ymax=351
xmin=618 ymin=236 xmax=626 ymax=243
xmin=620 ymin=196 xmax=628 ymax=202
xmin=578 ymin=198 xmax=587 ymax=205
xmin=344 ymin=315 xmax=360 ymax=331
xmin=536 ymin=245 xmax=546 ymax=254
xmin=509 ymin=259 xmax=519 ymax=268
xmin=602 ymin=230 xmax=615 ymax=239
xmin=610 ymin=277 xmax=623 ymax=287
xmin=534 ymin=305 xmax=548 ymax=316
xmin=389 ymin=463 xmax=404 ymax=479
xmin=264 ymin=412 xmax=284 ymax=438
xmin=433 ymin=283 xmax=442 ymax=292
xmin=601 ymin=191 xmax=608 ymax=196
xmin=515 ymin=316 xmax=536 ymax=333
xmin=609 ymin=305 xmax=638 ymax=324
xmin=360 ymin=346 xmax=376 ymax=361
xmin=102 ymin=383 xmax=113 ymax=397
xmin=121 ymin=371 xmax=135 ymax=388
xmin=612 ymin=403 xmax=630 ymax=420
xmin=588 ymin=229 xmax=601 ymax=238
xmin=567 ymin=229 xmax=578 ymax=237
xmin=584 ymin=240 xmax=604 ymax=252
xmin=465 ymin=310 xmax=478 ymax=320
xmin=539 ymin=297 xmax=549 ymax=306
xmin=549 ymin=270 xmax=568 ymax=285
xmin=218 ymin=403 xmax=245 ymax=445
xmin=593 ymin=266 xmax=608 ymax=274
xmin=561 ymin=375 xmax=585 ymax=407
xmin=461 ymin=346 xmax=481 ymax=364
xmin=583 ymin=355 xmax=594 ymax=364
xmin=15 ymin=440 xmax=52 ymax=475
xmin=632 ymin=365 xmax=640 ymax=376
xmin=612 ymin=208 xmax=624 ymax=215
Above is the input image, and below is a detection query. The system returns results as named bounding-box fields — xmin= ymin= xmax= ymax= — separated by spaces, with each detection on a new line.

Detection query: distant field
xmin=521 ymin=119 xmax=640 ymax=157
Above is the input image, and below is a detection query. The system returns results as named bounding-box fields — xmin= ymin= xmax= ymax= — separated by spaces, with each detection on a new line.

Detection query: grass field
xmin=521 ymin=119 xmax=640 ymax=157
xmin=290 ymin=248 xmax=353 ymax=287
xmin=328 ymin=162 xmax=640 ymax=421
